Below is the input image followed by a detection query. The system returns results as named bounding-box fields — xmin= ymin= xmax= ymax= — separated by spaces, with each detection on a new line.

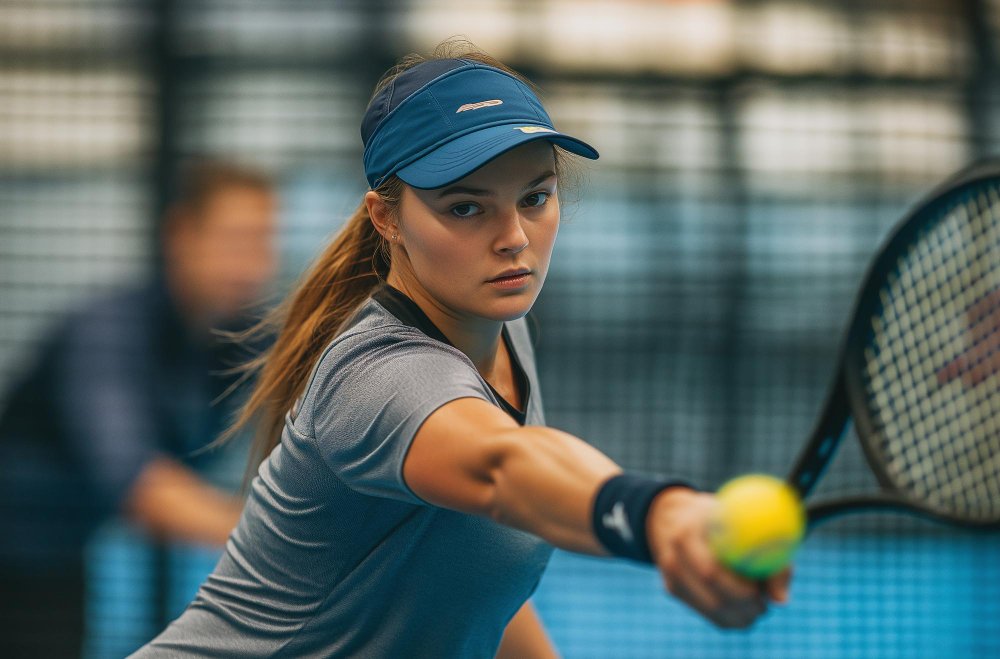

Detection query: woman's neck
xmin=386 ymin=276 xmax=503 ymax=375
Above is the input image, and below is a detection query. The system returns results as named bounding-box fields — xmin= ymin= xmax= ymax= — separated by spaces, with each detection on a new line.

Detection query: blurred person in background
xmin=0 ymin=161 xmax=279 ymax=658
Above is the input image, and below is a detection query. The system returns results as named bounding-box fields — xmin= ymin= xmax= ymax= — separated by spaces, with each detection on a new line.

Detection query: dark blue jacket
xmin=0 ymin=278 xmax=255 ymax=572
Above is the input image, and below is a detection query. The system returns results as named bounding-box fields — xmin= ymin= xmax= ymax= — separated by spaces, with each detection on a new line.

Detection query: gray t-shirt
xmin=134 ymin=292 xmax=552 ymax=658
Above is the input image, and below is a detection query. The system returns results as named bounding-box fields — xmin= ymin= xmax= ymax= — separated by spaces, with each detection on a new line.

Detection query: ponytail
xmin=221 ymin=177 xmax=403 ymax=488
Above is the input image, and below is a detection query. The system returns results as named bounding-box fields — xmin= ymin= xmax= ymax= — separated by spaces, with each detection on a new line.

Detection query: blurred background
xmin=1 ymin=0 xmax=999 ymax=657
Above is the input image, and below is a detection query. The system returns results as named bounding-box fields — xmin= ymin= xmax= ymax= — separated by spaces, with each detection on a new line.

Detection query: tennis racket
xmin=787 ymin=158 xmax=1000 ymax=532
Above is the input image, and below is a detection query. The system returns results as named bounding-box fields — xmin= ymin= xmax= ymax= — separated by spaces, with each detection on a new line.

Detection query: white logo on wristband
xmin=602 ymin=501 xmax=633 ymax=543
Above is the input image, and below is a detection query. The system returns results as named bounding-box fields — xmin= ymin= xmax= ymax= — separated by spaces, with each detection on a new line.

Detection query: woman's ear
xmin=365 ymin=190 xmax=396 ymax=241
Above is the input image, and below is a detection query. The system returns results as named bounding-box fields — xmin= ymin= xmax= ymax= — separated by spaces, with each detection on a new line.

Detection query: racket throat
xmin=788 ymin=370 xmax=852 ymax=498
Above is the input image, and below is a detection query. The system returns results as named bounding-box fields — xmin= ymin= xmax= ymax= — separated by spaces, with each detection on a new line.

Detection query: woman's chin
xmin=480 ymin=296 xmax=535 ymax=322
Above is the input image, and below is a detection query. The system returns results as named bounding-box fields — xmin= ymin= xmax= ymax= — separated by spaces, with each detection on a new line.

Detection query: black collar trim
xmin=371 ymin=284 xmax=528 ymax=425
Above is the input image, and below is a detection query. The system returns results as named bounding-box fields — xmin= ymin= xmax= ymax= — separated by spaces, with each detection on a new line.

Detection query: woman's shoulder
xmin=299 ymin=298 xmax=478 ymax=405
xmin=289 ymin=297 xmax=489 ymax=438
xmin=329 ymin=296 xmax=469 ymax=364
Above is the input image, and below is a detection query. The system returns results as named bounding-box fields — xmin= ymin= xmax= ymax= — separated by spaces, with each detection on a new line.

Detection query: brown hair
xmin=221 ymin=41 xmax=548 ymax=487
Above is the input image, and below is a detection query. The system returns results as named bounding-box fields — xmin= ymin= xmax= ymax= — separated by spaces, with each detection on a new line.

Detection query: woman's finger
xmin=664 ymin=542 xmax=762 ymax=628
xmin=680 ymin=530 xmax=762 ymax=604
xmin=655 ymin=545 xmax=723 ymax=620
xmin=763 ymin=567 xmax=793 ymax=604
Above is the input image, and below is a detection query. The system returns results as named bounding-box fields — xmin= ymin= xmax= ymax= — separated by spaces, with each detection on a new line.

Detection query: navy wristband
xmin=592 ymin=474 xmax=693 ymax=563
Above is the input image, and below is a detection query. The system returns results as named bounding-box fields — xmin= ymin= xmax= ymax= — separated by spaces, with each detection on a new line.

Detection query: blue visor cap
xmin=361 ymin=60 xmax=599 ymax=190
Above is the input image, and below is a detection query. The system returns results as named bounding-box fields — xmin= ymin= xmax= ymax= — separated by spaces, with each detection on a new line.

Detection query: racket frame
xmin=787 ymin=158 xmax=1000 ymax=531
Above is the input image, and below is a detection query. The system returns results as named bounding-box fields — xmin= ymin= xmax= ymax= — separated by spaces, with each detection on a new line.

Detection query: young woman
xmin=135 ymin=45 xmax=790 ymax=658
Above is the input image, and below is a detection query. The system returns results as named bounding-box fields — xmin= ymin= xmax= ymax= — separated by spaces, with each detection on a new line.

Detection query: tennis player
xmin=134 ymin=45 xmax=790 ymax=658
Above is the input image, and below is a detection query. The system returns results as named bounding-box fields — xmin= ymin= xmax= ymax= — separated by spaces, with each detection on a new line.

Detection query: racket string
xmin=864 ymin=182 xmax=1000 ymax=522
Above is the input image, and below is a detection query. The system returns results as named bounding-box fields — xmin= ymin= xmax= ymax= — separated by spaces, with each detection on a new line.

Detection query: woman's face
xmin=392 ymin=141 xmax=560 ymax=323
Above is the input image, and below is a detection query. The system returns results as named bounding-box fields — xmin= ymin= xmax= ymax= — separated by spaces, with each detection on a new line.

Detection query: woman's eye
xmin=523 ymin=192 xmax=549 ymax=208
xmin=450 ymin=203 xmax=480 ymax=218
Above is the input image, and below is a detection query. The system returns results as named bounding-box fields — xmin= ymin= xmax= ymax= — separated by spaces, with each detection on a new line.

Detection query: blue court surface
xmin=88 ymin=527 xmax=999 ymax=658
xmin=533 ymin=536 xmax=1000 ymax=658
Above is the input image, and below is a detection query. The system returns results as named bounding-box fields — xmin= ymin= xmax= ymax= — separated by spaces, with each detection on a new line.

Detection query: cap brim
xmin=396 ymin=124 xmax=599 ymax=190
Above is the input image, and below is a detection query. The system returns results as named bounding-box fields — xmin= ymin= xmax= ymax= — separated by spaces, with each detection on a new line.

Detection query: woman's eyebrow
xmin=436 ymin=185 xmax=493 ymax=199
xmin=435 ymin=170 xmax=557 ymax=199
xmin=522 ymin=170 xmax=556 ymax=191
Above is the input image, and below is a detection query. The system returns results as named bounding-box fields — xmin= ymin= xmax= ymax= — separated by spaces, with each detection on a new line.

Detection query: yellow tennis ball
xmin=708 ymin=474 xmax=805 ymax=579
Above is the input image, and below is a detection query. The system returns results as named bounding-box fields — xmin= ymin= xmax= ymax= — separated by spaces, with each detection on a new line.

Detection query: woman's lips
xmin=487 ymin=272 xmax=532 ymax=289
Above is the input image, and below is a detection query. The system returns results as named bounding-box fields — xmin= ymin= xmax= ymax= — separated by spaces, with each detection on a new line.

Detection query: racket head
xmin=842 ymin=158 xmax=1000 ymax=529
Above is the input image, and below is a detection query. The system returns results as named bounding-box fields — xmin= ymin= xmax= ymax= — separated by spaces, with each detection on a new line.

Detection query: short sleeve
xmin=307 ymin=333 xmax=491 ymax=504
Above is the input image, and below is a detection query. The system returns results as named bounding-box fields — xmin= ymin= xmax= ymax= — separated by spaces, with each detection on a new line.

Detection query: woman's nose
xmin=496 ymin=212 xmax=529 ymax=255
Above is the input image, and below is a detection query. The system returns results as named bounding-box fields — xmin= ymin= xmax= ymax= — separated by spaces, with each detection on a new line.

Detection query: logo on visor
xmin=456 ymin=99 xmax=504 ymax=113
xmin=515 ymin=126 xmax=556 ymax=134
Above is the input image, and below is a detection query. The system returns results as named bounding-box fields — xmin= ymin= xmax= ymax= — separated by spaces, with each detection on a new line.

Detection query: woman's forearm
xmin=486 ymin=425 xmax=621 ymax=554
xmin=124 ymin=456 xmax=243 ymax=546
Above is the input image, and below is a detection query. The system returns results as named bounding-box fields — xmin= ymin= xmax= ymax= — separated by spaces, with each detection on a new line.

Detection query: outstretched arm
xmin=404 ymin=397 xmax=788 ymax=628
xmin=404 ymin=398 xmax=618 ymax=555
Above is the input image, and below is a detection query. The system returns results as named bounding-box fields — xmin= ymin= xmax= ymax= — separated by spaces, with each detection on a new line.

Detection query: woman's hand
xmin=646 ymin=487 xmax=792 ymax=628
